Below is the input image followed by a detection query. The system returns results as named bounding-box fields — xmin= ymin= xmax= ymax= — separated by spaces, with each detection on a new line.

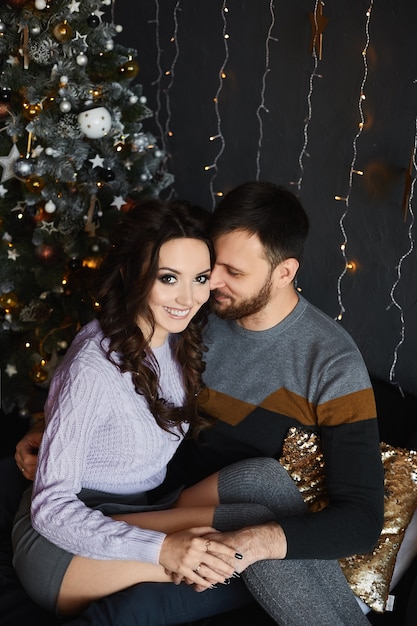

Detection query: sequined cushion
xmin=279 ymin=427 xmax=417 ymax=613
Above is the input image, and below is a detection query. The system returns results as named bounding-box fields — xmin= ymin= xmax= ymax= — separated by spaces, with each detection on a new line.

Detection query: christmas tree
xmin=0 ymin=0 xmax=173 ymax=416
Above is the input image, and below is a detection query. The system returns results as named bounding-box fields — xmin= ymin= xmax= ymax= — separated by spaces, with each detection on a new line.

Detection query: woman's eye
xmin=159 ymin=274 xmax=177 ymax=284
xmin=196 ymin=275 xmax=210 ymax=284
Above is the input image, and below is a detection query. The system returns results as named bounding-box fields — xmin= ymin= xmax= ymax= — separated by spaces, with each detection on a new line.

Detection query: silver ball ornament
xmin=76 ymin=52 xmax=88 ymax=67
xmin=59 ymin=99 xmax=72 ymax=113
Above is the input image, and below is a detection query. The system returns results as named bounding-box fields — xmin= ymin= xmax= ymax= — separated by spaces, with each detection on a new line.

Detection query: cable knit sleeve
xmin=30 ymin=327 xmax=176 ymax=564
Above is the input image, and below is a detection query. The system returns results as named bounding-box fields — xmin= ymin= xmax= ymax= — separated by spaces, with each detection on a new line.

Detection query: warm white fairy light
xmin=255 ymin=0 xmax=277 ymax=180
xmin=387 ymin=117 xmax=417 ymax=388
xmin=205 ymin=1 xmax=229 ymax=209
xmin=335 ymin=1 xmax=373 ymax=321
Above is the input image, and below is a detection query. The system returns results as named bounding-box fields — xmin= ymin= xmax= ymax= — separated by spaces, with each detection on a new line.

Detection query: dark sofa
xmin=1 ymin=377 xmax=417 ymax=626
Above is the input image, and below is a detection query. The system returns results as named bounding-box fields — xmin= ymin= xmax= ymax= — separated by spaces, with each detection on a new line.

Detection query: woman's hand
xmin=15 ymin=421 xmax=44 ymax=481
xmin=159 ymin=526 xmax=241 ymax=590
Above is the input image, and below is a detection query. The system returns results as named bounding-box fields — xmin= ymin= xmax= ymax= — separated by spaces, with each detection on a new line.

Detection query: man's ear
xmin=272 ymin=258 xmax=300 ymax=287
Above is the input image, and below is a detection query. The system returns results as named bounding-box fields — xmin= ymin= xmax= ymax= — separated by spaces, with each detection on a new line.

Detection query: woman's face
xmin=141 ymin=237 xmax=211 ymax=347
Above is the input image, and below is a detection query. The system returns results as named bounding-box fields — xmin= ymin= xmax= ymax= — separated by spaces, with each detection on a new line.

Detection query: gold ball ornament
xmin=26 ymin=174 xmax=46 ymax=193
xmin=22 ymin=101 xmax=42 ymax=120
xmin=119 ymin=58 xmax=139 ymax=79
xmin=30 ymin=363 xmax=48 ymax=384
xmin=53 ymin=20 xmax=73 ymax=43
xmin=0 ymin=291 xmax=20 ymax=310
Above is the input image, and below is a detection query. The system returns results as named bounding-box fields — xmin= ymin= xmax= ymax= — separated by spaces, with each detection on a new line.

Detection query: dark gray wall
xmin=115 ymin=0 xmax=417 ymax=397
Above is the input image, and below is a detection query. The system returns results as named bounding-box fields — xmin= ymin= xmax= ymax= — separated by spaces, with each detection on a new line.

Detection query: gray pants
xmin=214 ymin=457 xmax=370 ymax=626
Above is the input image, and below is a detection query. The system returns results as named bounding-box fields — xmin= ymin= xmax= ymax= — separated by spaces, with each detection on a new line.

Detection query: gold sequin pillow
xmin=279 ymin=427 xmax=417 ymax=613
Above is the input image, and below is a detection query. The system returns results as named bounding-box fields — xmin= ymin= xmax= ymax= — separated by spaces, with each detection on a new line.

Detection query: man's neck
xmin=236 ymin=288 xmax=299 ymax=331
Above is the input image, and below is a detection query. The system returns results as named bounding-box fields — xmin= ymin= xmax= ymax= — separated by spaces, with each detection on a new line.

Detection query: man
xmin=15 ymin=181 xmax=383 ymax=625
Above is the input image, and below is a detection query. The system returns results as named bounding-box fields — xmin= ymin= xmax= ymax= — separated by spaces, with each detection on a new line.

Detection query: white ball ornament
xmin=104 ymin=40 xmax=114 ymax=51
xmin=44 ymin=200 xmax=57 ymax=214
xmin=76 ymin=52 xmax=88 ymax=67
xmin=140 ymin=96 xmax=147 ymax=104
xmin=129 ymin=95 xmax=138 ymax=104
xmin=78 ymin=107 xmax=112 ymax=139
xmin=35 ymin=0 xmax=47 ymax=9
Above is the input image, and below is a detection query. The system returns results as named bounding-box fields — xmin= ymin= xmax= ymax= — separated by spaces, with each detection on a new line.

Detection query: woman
xmin=12 ymin=199 xmax=252 ymax=617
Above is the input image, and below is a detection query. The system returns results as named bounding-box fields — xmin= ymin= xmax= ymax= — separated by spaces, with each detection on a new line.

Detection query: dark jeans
xmin=67 ymin=578 xmax=253 ymax=626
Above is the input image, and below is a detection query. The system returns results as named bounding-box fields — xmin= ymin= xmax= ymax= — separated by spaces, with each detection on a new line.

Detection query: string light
xmin=255 ymin=0 xmax=276 ymax=180
xmin=291 ymin=0 xmax=323 ymax=195
xmin=205 ymin=1 xmax=229 ymax=209
xmin=335 ymin=1 xmax=373 ymax=321
xmin=386 ymin=114 xmax=417 ymax=388
xmin=163 ymin=1 xmax=181 ymax=152
xmin=149 ymin=1 xmax=165 ymax=146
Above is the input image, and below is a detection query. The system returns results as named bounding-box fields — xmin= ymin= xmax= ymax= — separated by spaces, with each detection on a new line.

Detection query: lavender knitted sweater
xmin=31 ymin=319 xmax=187 ymax=565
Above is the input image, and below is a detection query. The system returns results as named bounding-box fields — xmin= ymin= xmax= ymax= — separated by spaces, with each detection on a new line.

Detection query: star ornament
xmin=111 ymin=195 xmax=127 ymax=210
xmin=89 ymin=154 xmax=105 ymax=168
xmin=0 ymin=143 xmax=20 ymax=183
xmin=68 ymin=0 xmax=80 ymax=12
xmin=0 ymin=184 xmax=7 ymax=198
xmin=39 ymin=220 xmax=59 ymax=233
xmin=7 ymin=247 xmax=20 ymax=261
xmin=5 ymin=363 xmax=18 ymax=377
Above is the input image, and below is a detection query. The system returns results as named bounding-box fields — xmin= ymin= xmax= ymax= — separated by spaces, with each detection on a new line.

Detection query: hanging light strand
xmin=335 ymin=1 xmax=373 ymax=321
xmin=387 ymin=117 xmax=417 ymax=388
xmin=206 ymin=1 xmax=229 ymax=209
xmin=164 ymin=1 xmax=181 ymax=148
xmin=149 ymin=0 xmax=165 ymax=148
xmin=255 ymin=0 xmax=277 ymax=180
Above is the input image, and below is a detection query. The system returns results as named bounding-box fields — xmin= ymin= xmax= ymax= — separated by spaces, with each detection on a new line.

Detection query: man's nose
xmin=209 ymin=265 xmax=226 ymax=290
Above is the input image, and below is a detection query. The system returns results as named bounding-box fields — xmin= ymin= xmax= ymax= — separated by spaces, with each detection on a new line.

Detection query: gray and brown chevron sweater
xmin=166 ymin=295 xmax=384 ymax=560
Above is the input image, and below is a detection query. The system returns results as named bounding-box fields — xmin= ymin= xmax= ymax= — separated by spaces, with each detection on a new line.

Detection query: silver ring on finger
xmin=205 ymin=540 xmax=211 ymax=552
xmin=193 ymin=563 xmax=202 ymax=574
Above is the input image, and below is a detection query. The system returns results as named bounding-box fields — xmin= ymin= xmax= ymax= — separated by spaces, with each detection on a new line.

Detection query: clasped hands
xmin=160 ymin=523 xmax=286 ymax=592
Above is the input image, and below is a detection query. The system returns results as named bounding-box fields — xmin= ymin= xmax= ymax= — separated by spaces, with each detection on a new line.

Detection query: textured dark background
xmin=114 ymin=0 xmax=417 ymax=400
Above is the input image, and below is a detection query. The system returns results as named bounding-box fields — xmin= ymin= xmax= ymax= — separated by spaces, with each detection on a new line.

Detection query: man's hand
xmin=14 ymin=418 xmax=45 ymax=480
xmin=203 ymin=522 xmax=287 ymax=572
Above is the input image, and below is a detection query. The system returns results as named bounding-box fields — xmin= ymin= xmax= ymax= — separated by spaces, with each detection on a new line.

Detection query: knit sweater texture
xmin=31 ymin=319 xmax=186 ymax=564
xmin=182 ymin=295 xmax=384 ymax=560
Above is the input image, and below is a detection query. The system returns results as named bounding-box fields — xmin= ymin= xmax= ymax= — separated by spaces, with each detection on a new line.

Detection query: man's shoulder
xmin=298 ymin=297 xmax=359 ymax=347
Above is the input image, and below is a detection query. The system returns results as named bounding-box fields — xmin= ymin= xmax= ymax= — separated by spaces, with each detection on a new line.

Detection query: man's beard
xmin=211 ymin=274 xmax=273 ymax=321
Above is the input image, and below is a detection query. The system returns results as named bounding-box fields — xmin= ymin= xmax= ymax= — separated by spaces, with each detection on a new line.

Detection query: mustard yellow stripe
xmin=198 ymin=386 xmax=376 ymax=427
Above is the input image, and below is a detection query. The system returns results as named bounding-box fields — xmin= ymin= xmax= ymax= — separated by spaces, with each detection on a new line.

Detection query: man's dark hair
xmin=210 ymin=181 xmax=309 ymax=267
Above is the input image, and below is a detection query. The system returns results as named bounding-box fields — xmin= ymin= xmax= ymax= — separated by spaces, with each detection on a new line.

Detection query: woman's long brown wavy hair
xmin=95 ymin=198 xmax=215 ymax=437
